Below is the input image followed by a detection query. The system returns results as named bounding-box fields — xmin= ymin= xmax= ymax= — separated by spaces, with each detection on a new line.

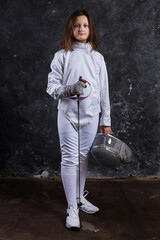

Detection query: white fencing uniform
xmin=58 ymin=111 xmax=99 ymax=207
xmin=47 ymin=42 xmax=111 ymax=207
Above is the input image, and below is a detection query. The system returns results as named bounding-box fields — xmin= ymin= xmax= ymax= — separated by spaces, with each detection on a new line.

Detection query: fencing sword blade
xmin=77 ymin=94 xmax=81 ymax=208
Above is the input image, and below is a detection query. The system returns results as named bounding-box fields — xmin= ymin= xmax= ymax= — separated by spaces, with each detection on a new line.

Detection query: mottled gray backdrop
xmin=0 ymin=0 xmax=160 ymax=177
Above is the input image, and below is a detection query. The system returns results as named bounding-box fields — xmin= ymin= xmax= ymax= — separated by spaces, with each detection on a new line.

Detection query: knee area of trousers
xmin=80 ymin=149 xmax=89 ymax=160
xmin=61 ymin=155 xmax=79 ymax=167
xmin=61 ymin=160 xmax=78 ymax=167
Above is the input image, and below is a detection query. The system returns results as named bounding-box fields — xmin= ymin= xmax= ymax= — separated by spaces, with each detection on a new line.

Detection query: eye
xmin=84 ymin=24 xmax=89 ymax=28
xmin=74 ymin=24 xmax=80 ymax=28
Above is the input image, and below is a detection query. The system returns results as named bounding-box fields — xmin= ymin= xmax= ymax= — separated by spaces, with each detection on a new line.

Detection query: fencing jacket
xmin=47 ymin=42 xmax=111 ymax=127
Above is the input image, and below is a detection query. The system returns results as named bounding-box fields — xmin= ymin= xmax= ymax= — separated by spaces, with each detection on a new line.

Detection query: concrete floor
xmin=0 ymin=177 xmax=160 ymax=240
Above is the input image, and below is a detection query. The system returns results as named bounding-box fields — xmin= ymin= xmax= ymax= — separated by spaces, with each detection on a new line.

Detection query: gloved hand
xmin=71 ymin=81 xmax=87 ymax=96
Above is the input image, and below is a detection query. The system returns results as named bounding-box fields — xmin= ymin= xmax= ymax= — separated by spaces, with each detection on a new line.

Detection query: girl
xmin=47 ymin=9 xmax=112 ymax=229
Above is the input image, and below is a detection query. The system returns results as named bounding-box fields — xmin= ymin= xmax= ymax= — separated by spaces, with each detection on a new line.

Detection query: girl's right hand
xmin=70 ymin=81 xmax=87 ymax=95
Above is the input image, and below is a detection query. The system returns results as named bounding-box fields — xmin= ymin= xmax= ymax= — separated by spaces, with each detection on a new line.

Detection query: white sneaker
xmin=66 ymin=206 xmax=80 ymax=229
xmin=78 ymin=190 xmax=99 ymax=214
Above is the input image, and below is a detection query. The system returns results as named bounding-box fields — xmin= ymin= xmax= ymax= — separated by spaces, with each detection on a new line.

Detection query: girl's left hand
xmin=100 ymin=126 xmax=112 ymax=134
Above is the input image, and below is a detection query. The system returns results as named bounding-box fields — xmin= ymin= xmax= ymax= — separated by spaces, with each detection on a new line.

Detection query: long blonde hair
xmin=60 ymin=9 xmax=99 ymax=51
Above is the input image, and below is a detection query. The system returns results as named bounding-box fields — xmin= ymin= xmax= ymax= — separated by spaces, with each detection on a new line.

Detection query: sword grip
xmin=79 ymin=76 xmax=91 ymax=86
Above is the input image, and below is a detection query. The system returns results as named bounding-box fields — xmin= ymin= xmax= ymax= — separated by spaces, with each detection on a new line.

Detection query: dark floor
xmin=0 ymin=177 xmax=160 ymax=240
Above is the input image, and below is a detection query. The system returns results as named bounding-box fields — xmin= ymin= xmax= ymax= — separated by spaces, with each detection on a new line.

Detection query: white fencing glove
xmin=70 ymin=81 xmax=87 ymax=96
xmin=54 ymin=81 xmax=87 ymax=99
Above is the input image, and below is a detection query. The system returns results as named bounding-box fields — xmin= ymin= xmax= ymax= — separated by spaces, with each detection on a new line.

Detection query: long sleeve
xmin=46 ymin=51 xmax=72 ymax=100
xmin=99 ymin=57 xmax=111 ymax=126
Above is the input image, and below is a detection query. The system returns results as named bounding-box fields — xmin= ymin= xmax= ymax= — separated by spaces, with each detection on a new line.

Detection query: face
xmin=72 ymin=15 xmax=90 ymax=43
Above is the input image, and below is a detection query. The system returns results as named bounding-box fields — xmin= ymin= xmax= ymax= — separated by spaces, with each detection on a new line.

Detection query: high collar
xmin=73 ymin=42 xmax=92 ymax=53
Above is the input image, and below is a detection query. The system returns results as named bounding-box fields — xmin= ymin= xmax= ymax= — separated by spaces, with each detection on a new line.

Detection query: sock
xmin=76 ymin=157 xmax=88 ymax=201
xmin=61 ymin=164 xmax=77 ymax=208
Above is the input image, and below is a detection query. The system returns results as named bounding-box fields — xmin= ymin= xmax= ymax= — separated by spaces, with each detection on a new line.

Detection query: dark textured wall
xmin=0 ymin=0 xmax=160 ymax=177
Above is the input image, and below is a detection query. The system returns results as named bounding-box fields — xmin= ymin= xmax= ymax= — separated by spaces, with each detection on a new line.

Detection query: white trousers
xmin=58 ymin=110 xmax=99 ymax=208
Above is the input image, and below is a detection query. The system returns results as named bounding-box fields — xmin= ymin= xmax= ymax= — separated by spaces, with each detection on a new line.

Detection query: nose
xmin=79 ymin=25 xmax=84 ymax=31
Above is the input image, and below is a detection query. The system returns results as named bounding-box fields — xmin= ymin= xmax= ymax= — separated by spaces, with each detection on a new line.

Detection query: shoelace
xmin=83 ymin=190 xmax=89 ymax=198
xmin=80 ymin=190 xmax=90 ymax=206
xmin=67 ymin=207 xmax=79 ymax=218
xmin=77 ymin=190 xmax=89 ymax=207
